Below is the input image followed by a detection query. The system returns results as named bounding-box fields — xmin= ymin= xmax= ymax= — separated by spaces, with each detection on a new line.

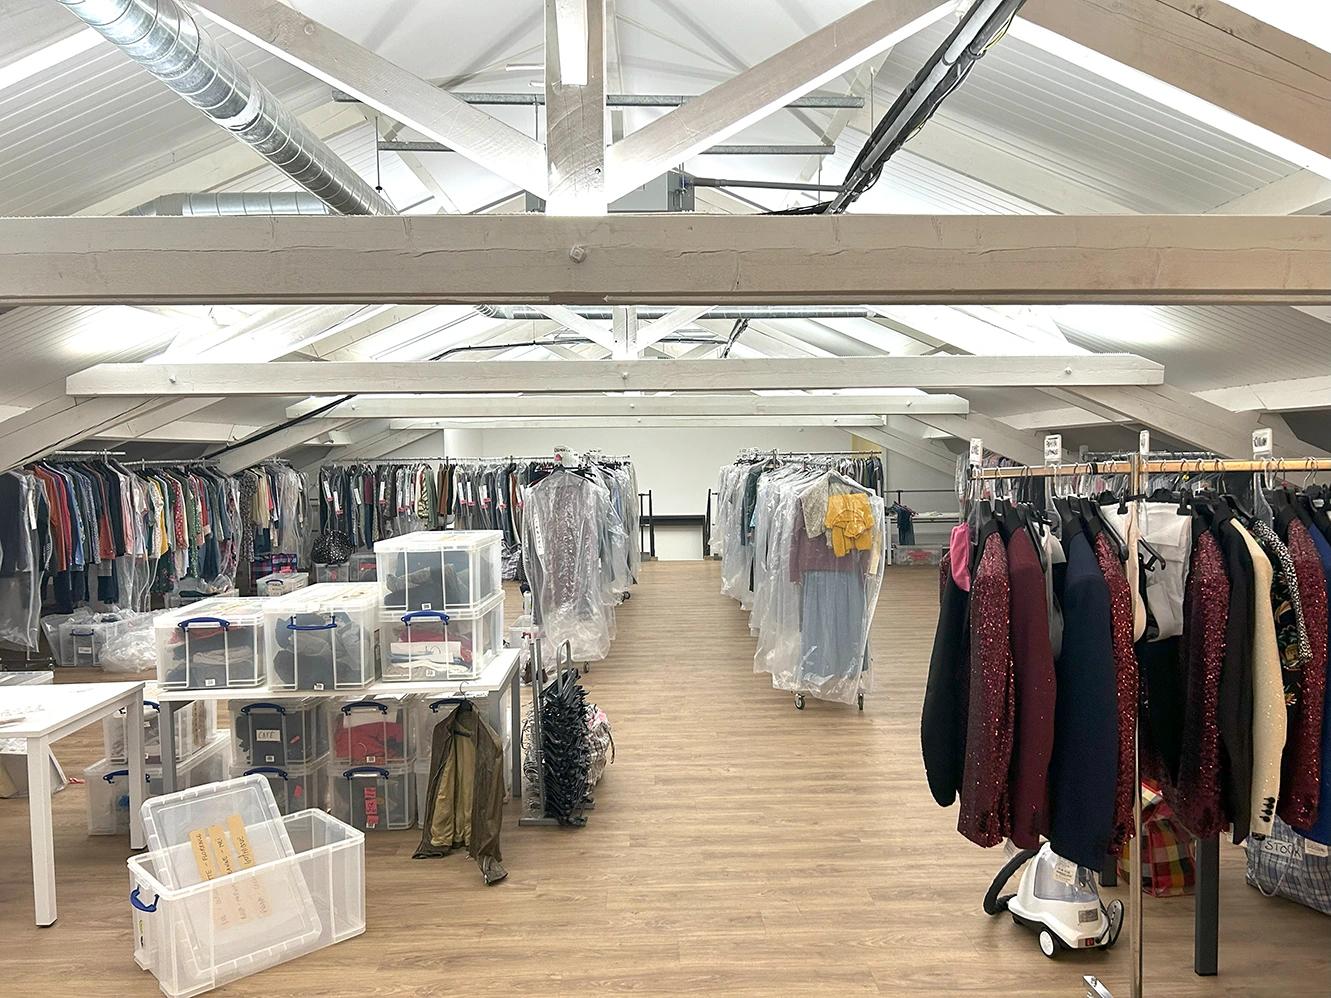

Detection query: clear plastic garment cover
xmin=521 ymin=468 xmax=624 ymax=663
xmin=717 ymin=461 xmax=884 ymax=705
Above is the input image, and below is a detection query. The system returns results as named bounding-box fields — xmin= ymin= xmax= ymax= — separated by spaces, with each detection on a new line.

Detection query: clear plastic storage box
xmin=155 ymin=597 xmax=268 ymax=690
xmin=60 ymin=616 xmax=130 ymax=667
xmin=254 ymin=571 xmax=309 ymax=597
xmin=231 ymin=758 xmax=330 ymax=816
xmin=263 ymin=583 xmax=380 ymax=691
xmin=330 ymin=697 xmax=414 ymax=766
xmin=378 ymin=591 xmax=504 ymax=682
xmin=103 ymin=693 xmax=217 ymax=765
xmin=129 ymin=777 xmax=365 ymax=998
xmin=231 ymin=699 xmax=330 ymax=769
xmin=329 ymin=762 xmax=415 ymax=831
xmin=85 ymin=733 xmax=230 ymax=836
xmin=311 ymin=553 xmax=377 ymax=584
xmin=374 ymin=530 xmax=502 ymax=612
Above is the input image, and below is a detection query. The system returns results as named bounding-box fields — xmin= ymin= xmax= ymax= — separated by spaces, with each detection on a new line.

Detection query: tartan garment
xmin=1119 ymin=782 xmax=1196 ymax=897
xmin=1246 ymin=816 xmax=1331 ymax=916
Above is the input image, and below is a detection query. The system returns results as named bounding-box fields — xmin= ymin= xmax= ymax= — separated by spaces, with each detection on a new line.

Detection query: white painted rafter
xmin=603 ymin=0 xmax=953 ymax=200
xmin=191 ymin=0 xmax=548 ymax=196
xmin=7 ymin=214 xmax=1330 ymax=306
xmin=545 ymin=0 xmax=606 ymax=213
xmin=67 ymin=355 xmax=1164 ymax=397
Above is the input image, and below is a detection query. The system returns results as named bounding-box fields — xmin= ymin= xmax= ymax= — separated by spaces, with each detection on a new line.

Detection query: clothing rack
xmin=44 ymin=450 xmax=127 ymax=459
xmin=966 ymin=429 xmax=1331 ymax=998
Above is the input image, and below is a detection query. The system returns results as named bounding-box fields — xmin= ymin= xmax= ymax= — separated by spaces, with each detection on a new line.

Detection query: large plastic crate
xmin=264 ymin=583 xmax=380 ymax=692
xmin=311 ymin=553 xmax=377 ymax=584
xmin=128 ymin=781 xmax=364 ymax=998
xmin=61 ymin=615 xmax=130 ymax=668
xmin=85 ymin=733 xmax=231 ymax=836
xmin=378 ymin=591 xmax=503 ymax=683
xmin=330 ymin=696 xmax=415 ymax=767
xmin=103 ymin=693 xmax=217 ymax=765
xmin=230 ymin=699 xmax=330 ymax=769
xmin=231 ymin=757 xmax=330 ymax=816
xmin=374 ymin=530 xmax=501 ymax=613
xmin=155 ymin=597 xmax=268 ymax=690
xmin=328 ymin=761 xmax=415 ymax=831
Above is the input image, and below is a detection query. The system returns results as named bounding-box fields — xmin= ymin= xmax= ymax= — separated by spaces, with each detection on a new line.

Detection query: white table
xmin=0 ymin=681 xmax=146 ymax=926
xmin=154 ymin=649 xmax=523 ymax=799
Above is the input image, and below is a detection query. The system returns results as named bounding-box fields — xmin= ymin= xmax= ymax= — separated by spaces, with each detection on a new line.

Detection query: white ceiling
xmin=0 ymin=0 xmax=1328 ymax=459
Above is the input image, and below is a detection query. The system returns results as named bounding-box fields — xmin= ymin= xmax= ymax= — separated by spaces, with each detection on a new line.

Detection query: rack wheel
xmin=857 ymin=693 xmax=864 ymax=711
xmin=794 ymin=693 xmax=806 ymax=710
xmin=1038 ymin=929 xmax=1058 ymax=959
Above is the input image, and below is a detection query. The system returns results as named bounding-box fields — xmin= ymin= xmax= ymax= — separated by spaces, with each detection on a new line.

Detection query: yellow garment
xmin=825 ymin=492 xmax=875 ymax=557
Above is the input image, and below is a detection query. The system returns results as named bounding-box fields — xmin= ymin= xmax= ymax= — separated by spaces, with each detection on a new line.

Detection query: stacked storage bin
xmin=88 ymin=683 xmax=224 ymax=835
xmin=230 ymin=699 xmax=332 ymax=816
xmin=129 ymin=776 xmax=365 ymax=997
xmin=59 ymin=612 xmax=135 ymax=668
xmin=375 ymin=531 xmax=504 ymax=682
xmin=327 ymin=696 xmax=418 ymax=831
xmin=85 ymin=733 xmax=229 ymax=836
xmin=262 ymin=583 xmax=380 ymax=692
xmin=311 ymin=552 xmax=377 ymax=584
xmin=155 ymin=597 xmax=268 ymax=690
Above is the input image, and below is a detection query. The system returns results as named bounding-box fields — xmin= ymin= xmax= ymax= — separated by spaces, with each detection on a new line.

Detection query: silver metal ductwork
xmin=128 ymin=192 xmax=333 ymax=216
xmin=57 ymin=0 xmax=393 ymax=216
xmin=476 ymin=306 xmax=874 ymax=321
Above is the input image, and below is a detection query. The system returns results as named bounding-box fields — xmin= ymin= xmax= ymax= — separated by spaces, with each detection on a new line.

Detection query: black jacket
xmin=922 ymin=551 xmax=971 ymax=807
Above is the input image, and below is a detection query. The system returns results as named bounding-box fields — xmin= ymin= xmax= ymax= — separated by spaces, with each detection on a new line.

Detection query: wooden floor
xmin=2 ymin=561 xmax=1329 ymax=996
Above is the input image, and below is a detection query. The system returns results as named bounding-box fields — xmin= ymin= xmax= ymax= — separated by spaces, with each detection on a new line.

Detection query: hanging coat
xmin=413 ymin=702 xmax=508 ymax=885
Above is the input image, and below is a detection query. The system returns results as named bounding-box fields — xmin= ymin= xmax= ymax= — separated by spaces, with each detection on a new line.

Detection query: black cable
xmin=768 ymin=0 xmax=1025 ymax=216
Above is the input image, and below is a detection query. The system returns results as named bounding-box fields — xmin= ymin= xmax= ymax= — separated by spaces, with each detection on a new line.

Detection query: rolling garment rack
xmin=966 ymin=429 xmax=1331 ymax=998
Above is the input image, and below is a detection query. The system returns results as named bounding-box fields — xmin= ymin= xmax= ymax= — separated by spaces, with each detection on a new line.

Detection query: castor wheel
xmin=1038 ymin=928 xmax=1058 ymax=959
xmin=794 ymin=693 xmax=806 ymax=710
xmin=857 ymin=693 xmax=864 ymax=711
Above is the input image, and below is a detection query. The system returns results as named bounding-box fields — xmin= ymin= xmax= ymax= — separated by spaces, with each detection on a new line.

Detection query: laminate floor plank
xmin=1 ymin=561 xmax=1327 ymax=996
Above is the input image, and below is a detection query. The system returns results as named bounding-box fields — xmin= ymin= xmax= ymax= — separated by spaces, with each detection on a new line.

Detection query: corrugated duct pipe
xmin=127 ymin=192 xmax=333 ymax=216
xmin=56 ymin=0 xmax=393 ymax=216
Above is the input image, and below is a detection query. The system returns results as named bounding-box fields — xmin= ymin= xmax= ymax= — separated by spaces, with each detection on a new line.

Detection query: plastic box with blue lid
xmin=263 ymin=583 xmax=380 ymax=692
xmin=155 ymin=597 xmax=269 ymax=690
xmin=378 ymin=590 xmax=504 ymax=683
xmin=328 ymin=760 xmax=415 ymax=831
xmin=84 ymin=732 xmax=231 ymax=836
xmin=230 ymin=698 xmax=330 ymax=769
xmin=374 ymin=529 xmax=502 ymax=613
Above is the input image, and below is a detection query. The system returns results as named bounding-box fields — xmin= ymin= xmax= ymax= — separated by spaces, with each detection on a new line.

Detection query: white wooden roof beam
xmin=545 ymin=0 xmax=606 ymax=214
xmin=7 ymin=214 xmax=1329 ymax=306
xmin=389 ymin=416 xmax=891 ymax=429
xmin=1015 ymin=0 xmax=1331 ymax=178
xmin=854 ymin=425 xmax=957 ymax=476
xmin=214 ymin=418 xmax=359 ymax=474
xmin=289 ymin=392 xmax=970 ymax=419
xmin=532 ymin=305 xmax=618 ymax=354
xmin=192 ymin=0 xmax=548 ymax=196
xmin=910 ymin=411 xmax=1059 ymax=465
xmin=67 ymin=355 xmax=1163 ymax=398
xmin=1199 ymin=376 xmax=1331 ymax=414
xmin=604 ymin=0 xmax=954 ymax=200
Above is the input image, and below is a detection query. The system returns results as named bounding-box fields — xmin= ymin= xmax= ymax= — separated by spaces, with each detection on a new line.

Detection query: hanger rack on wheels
xmin=966 ymin=430 xmax=1331 ymax=998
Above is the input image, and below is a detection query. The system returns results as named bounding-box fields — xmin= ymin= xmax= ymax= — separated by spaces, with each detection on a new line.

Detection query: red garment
xmin=1006 ymin=526 xmax=1056 ymax=849
xmin=1174 ymin=530 xmax=1229 ymax=837
xmin=92 ymin=472 xmax=115 ymax=562
xmin=1279 ymin=520 xmax=1327 ymax=829
xmin=1095 ymin=532 xmax=1140 ymax=851
xmin=31 ymin=468 xmax=68 ymax=572
xmin=958 ymin=530 xmax=1014 ymax=847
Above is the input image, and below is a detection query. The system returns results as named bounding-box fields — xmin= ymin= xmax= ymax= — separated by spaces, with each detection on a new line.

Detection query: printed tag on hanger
xmin=1252 ymin=428 xmax=1273 ymax=457
xmin=322 ymin=479 xmax=333 ymax=502
xmin=1051 ymin=855 xmax=1078 ymax=886
xmin=27 ymin=491 xmax=37 ymax=530
xmin=378 ymin=481 xmax=386 ymax=503
xmin=1306 ymin=839 xmax=1330 ymax=858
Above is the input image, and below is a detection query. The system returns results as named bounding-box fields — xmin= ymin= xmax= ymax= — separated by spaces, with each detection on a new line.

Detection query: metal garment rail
xmin=969 ymin=431 xmax=1331 ymax=998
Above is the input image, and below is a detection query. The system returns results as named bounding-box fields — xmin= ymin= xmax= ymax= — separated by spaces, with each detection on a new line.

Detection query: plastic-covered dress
xmin=522 ymin=469 xmax=615 ymax=662
xmin=787 ymin=474 xmax=885 ymax=704
xmin=0 ymin=471 xmax=45 ymax=650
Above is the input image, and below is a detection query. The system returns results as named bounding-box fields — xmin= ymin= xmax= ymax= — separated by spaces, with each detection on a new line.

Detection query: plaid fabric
xmin=1119 ymin=783 xmax=1196 ymax=897
xmin=1246 ymin=817 xmax=1331 ymax=915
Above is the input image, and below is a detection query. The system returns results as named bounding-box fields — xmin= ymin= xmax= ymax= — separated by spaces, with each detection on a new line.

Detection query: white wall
xmin=442 ymin=425 xmax=865 ymax=516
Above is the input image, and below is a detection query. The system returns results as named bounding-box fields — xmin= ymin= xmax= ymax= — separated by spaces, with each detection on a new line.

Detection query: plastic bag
xmin=98 ymin=609 xmax=168 ymax=675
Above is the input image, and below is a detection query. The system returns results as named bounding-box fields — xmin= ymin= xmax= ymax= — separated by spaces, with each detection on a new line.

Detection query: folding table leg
xmin=26 ymin=735 xmax=56 ymax=927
